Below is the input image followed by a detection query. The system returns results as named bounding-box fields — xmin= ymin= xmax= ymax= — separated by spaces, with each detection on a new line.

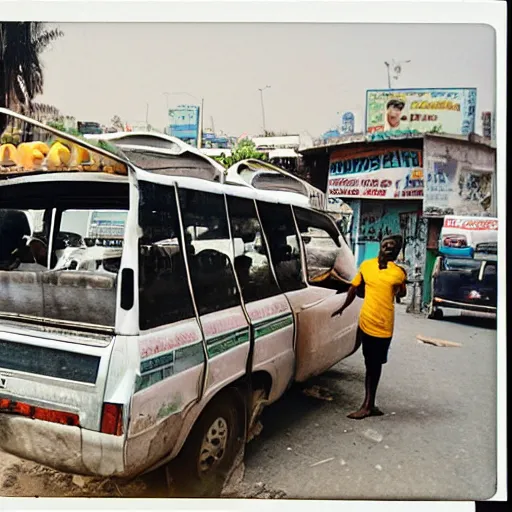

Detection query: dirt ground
xmin=0 ymin=450 xmax=286 ymax=499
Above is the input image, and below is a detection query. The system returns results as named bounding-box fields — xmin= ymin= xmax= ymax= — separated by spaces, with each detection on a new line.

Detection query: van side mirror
xmin=120 ymin=268 xmax=135 ymax=310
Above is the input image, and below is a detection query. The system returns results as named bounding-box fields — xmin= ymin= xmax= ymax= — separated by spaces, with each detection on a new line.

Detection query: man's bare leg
xmin=348 ymin=363 xmax=383 ymax=419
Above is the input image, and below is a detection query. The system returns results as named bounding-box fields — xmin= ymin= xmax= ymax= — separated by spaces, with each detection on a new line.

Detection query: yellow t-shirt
xmin=352 ymin=258 xmax=407 ymax=338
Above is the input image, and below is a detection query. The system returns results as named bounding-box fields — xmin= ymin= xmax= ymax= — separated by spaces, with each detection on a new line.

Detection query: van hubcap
xmin=198 ymin=417 xmax=228 ymax=473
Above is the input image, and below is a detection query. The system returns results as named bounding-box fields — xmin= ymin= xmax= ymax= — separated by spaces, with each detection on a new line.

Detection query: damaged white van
xmin=0 ymin=109 xmax=361 ymax=496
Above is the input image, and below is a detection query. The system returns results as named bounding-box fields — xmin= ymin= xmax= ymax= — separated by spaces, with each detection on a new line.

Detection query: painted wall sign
xmin=357 ymin=201 xmax=426 ymax=280
xmin=328 ymin=148 xmax=424 ymax=200
xmin=366 ymin=88 xmax=477 ymax=135
xmin=340 ymin=112 xmax=355 ymax=135
xmin=423 ymin=158 xmax=494 ymax=218
xmin=443 ymin=216 xmax=498 ymax=231
xmin=481 ymin=111 xmax=492 ymax=139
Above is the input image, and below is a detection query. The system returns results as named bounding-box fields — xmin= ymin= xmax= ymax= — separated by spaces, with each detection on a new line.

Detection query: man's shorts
xmin=358 ymin=327 xmax=392 ymax=365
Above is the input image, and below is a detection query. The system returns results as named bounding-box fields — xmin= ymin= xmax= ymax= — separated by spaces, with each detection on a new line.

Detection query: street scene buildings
xmin=0 ymin=10 xmax=503 ymax=503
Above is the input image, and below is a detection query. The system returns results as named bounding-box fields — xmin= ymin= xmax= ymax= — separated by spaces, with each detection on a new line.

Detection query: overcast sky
xmin=38 ymin=23 xmax=495 ymax=136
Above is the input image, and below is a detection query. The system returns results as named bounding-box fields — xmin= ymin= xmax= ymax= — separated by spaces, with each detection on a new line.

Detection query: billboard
xmin=366 ymin=88 xmax=477 ymax=135
xmin=328 ymin=147 xmax=423 ymax=200
xmin=169 ymin=104 xmax=200 ymax=143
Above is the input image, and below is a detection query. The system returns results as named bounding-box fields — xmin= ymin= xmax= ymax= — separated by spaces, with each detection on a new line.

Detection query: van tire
xmin=428 ymin=305 xmax=443 ymax=320
xmin=169 ymin=388 xmax=245 ymax=497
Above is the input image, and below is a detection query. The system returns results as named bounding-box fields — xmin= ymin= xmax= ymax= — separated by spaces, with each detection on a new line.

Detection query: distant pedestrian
xmin=332 ymin=234 xmax=407 ymax=419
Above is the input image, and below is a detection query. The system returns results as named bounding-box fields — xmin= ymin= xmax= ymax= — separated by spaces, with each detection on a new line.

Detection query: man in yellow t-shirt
xmin=332 ymin=234 xmax=407 ymax=419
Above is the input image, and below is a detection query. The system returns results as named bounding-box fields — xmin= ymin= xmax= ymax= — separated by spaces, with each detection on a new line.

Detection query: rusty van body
xmin=0 ymin=110 xmax=361 ymax=495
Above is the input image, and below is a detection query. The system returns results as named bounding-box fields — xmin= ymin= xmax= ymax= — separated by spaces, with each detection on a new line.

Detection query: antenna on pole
xmin=385 ymin=59 xmax=411 ymax=89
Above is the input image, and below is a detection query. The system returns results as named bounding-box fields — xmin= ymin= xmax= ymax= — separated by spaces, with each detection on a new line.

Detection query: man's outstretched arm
xmin=332 ymin=284 xmax=358 ymax=317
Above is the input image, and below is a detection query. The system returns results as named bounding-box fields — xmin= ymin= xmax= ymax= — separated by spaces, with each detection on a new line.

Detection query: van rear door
xmin=0 ymin=324 xmax=113 ymax=432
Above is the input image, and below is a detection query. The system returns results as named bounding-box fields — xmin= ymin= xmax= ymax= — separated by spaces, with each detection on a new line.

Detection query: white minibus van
xmin=0 ymin=110 xmax=361 ymax=496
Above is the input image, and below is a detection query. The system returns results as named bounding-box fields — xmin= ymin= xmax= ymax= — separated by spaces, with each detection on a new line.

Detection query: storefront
xmin=300 ymin=132 xmax=496 ymax=313
xmin=422 ymin=133 xmax=497 ymax=306
xmin=327 ymin=141 xmax=426 ymax=308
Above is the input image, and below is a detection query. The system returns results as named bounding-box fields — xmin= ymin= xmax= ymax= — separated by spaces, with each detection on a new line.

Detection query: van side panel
xmin=201 ymin=307 xmax=250 ymax=397
xmin=294 ymin=290 xmax=361 ymax=382
xmin=123 ymin=320 xmax=204 ymax=474
xmin=246 ymin=296 xmax=294 ymax=403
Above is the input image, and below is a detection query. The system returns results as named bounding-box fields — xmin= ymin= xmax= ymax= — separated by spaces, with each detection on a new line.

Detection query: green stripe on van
xmin=255 ymin=314 xmax=293 ymax=340
xmin=206 ymin=328 xmax=250 ymax=358
xmin=253 ymin=311 xmax=293 ymax=328
xmin=135 ymin=314 xmax=292 ymax=393
xmin=140 ymin=351 xmax=175 ymax=374
xmin=136 ymin=341 xmax=204 ymax=393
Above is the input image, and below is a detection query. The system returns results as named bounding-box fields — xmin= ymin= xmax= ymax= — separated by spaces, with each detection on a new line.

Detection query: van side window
xmin=138 ymin=181 xmax=195 ymax=330
xmin=178 ymin=189 xmax=241 ymax=316
xmin=294 ymin=207 xmax=353 ymax=292
xmin=226 ymin=196 xmax=280 ymax=303
xmin=256 ymin=202 xmax=305 ymax=293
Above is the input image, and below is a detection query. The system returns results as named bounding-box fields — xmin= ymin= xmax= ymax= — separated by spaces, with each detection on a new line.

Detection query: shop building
xmin=300 ymin=131 xmax=496 ymax=312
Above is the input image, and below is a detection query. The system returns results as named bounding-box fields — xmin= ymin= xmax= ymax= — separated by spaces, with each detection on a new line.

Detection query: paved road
xmin=243 ymin=306 xmax=497 ymax=501
xmin=0 ymin=307 xmax=497 ymax=500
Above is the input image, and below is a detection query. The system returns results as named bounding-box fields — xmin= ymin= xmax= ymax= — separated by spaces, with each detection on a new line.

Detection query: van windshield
xmin=443 ymin=258 xmax=482 ymax=271
xmin=0 ymin=180 xmax=129 ymax=328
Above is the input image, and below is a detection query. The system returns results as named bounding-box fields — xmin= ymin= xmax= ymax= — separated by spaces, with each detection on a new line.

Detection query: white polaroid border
xmin=0 ymin=1 xmax=506 ymax=511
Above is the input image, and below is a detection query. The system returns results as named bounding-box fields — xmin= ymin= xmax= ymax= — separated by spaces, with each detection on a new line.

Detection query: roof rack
xmin=225 ymin=159 xmax=326 ymax=210
xmin=0 ymin=108 xmax=129 ymax=179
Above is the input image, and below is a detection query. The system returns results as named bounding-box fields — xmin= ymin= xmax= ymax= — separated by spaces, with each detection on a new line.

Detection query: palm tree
xmin=0 ymin=22 xmax=63 ymax=132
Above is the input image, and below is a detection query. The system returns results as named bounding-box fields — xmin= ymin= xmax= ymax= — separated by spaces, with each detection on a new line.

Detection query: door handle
xmin=301 ymin=298 xmax=327 ymax=310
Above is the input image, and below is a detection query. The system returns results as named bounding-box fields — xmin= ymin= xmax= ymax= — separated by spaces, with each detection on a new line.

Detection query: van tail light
xmin=0 ymin=398 xmax=79 ymax=427
xmin=100 ymin=403 xmax=124 ymax=436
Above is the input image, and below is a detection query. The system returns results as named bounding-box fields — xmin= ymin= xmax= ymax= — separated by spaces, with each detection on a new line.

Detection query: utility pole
xmin=198 ymin=97 xmax=204 ymax=149
xmin=145 ymin=102 xmax=149 ymax=131
xmin=384 ymin=62 xmax=392 ymax=89
xmin=258 ymin=85 xmax=271 ymax=134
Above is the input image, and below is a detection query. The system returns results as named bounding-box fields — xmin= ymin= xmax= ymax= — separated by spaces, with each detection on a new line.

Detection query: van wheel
xmin=428 ymin=306 xmax=443 ymax=320
xmin=170 ymin=389 xmax=245 ymax=497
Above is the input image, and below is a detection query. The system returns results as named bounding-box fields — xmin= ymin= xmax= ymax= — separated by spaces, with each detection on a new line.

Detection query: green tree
xmin=111 ymin=115 xmax=124 ymax=131
xmin=214 ymin=138 xmax=267 ymax=168
xmin=0 ymin=22 xmax=63 ymax=132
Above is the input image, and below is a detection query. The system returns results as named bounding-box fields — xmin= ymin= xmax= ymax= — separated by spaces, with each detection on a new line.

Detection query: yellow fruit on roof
xmin=47 ymin=141 xmax=71 ymax=169
xmin=0 ymin=143 xmax=19 ymax=166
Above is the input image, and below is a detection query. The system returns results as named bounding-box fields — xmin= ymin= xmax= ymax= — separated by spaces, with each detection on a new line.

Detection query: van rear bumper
xmin=0 ymin=414 xmax=125 ymax=477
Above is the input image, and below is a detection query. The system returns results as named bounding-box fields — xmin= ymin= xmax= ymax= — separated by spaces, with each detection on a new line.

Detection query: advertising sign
xmin=328 ymin=148 xmax=423 ymax=200
xmin=423 ymin=158 xmax=493 ymax=218
xmin=366 ymin=88 xmax=477 ymax=135
xmin=440 ymin=215 xmax=497 ymax=256
xmin=88 ymin=210 xmax=127 ymax=238
xmin=169 ymin=104 xmax=200 ymax=143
